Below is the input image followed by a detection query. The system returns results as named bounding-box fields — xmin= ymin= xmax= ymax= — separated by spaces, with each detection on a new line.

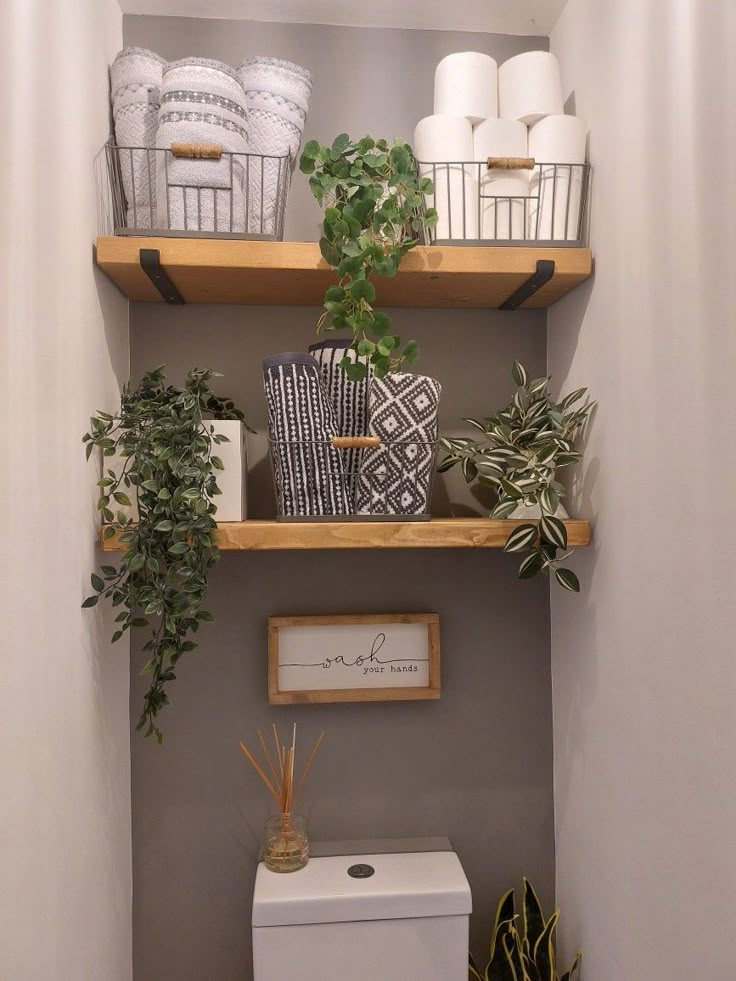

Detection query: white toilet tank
xmin=252 ymin=838 xmax=472 ymax=981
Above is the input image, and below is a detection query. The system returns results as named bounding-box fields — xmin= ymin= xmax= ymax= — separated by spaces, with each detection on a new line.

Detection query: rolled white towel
xmin=473 ymin=118 xmax=529 ymax=240
xmin=237 ymin=57 xmax=312 ymax=235
xmin=156 ymin=58 xmax=248 ymax=233
xmin=110 ymin=47 xmax=165 ymax=229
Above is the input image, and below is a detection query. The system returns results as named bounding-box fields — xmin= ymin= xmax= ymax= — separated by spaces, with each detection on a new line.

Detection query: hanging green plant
xmin=82 ymin=366 xmax=248 ymax=742
xmin=299 ymin=133 xmax=437 ymax=380
xmin=439 ymin=362 xmax=595 ymax=591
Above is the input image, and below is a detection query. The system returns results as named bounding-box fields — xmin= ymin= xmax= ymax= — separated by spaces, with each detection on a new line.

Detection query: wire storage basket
xmin=105 ymin=140 xmax=292 ymax=240
xmin=269 ymin=435 xmax=438 ymax=522
xmin=417 ymin=156 xmax=591 ymax=246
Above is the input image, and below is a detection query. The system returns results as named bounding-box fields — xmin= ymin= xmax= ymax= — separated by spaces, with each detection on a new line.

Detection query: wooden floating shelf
xmin=100 ymin=518 xmax=591 ymax=552
xmin=95 ymin=237 xmax=592 ymax=309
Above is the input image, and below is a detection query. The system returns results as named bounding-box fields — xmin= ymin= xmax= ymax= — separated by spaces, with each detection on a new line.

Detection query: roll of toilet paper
xmin=528 ymin=114 xmax=587 ymax=241
xmin=414 ymin=114 xmax=478 ymax=240
xmin=434 ymin=52 xmax=498 ymax=124
xmin=499 ymin=51 xmax=564 ymax=125
xmin=473 ymin=118 xmax=529 ymax=240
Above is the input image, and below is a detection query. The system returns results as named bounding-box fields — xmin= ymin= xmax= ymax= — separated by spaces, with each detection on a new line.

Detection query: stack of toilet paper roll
xmin=413 ymin=49 xmax=588 ymax=242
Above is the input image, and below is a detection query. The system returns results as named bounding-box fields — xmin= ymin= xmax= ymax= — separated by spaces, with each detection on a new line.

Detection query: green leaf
xmin=168 ymin=542 xmax=190 ymax=555
xmin=81 ymin=595 xmax=98 ymax=609
xmin=540 ymin=514 xmax=568 ymax=549
xmin=555 ymin=568 xmax=580 ymax=592
xmin=512 ymin=361 xmax=528 ymax=387
xmin=351 ymin=279 xmax=376 ymax=303
xmin=521 ymin=879 xmax=546 ymax=955
xmin=518 ymin=551 xmax=544 ymax=579
xmin=500 ymin=478 xmax=523 ymax=499
xmin=402 ymin=340 xmax=420 ymax=364
xmin=90 ymin=573 xmax=105 ymax=592
xmin=357 ymin=339 xmax=376 ymax=357
xmin=331 ymin=132 xmax=350 ymax=155
xmin=532 ymin=910 xmax=559 ymax=978
xmin=560 ymin=951 xmax=582 ymax=981
xmin=503 ymin=524 xmax=538 ymax=553
xmin=154 ymin=520 xmax=174 ymax=533
xmin=491 ymin=499 xmax=519 ymax=519
xmin=113 ymin=492 xmax=131 ymax=507
xmin=325 ymin=285 xmax=346 ymax=302
xmin=344 ymin=361 xmax=368 ymax=382
xmin=539 ymin=487 xmax=560 ymax=515
xmin=489 ymin=889 xmax=516 ymax=961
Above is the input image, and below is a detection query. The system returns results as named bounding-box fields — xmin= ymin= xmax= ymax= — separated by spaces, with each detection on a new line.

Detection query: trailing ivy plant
xmin=469 ymin=878 xmax=581 ymax=981
xmin=439 ymin=362 xmax=595 ymax=592
xmin=82 ymin=366 xmax=247 ymax=742
xmin=299 ymin=133 xmax=437 ymax=380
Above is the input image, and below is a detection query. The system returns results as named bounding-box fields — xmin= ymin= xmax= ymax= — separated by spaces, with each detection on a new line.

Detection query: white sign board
xmin=268 ymin=614 xmax=440 ymax=704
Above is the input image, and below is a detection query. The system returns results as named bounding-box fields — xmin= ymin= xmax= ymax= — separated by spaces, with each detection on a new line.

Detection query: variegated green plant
xmin=469 ymin=879 xmax=581 ymax=981
xmin=439 ymin=362 xmax=594 ymax=592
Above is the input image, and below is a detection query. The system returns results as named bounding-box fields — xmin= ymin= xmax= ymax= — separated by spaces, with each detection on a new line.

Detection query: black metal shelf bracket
xmin=139 ymin=248 xmax=185 ymax=304
xmin=499 ymin=258 xmax=555 ymax=310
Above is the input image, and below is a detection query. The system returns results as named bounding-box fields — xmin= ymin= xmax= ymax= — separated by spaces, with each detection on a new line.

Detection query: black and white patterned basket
xmin=268 ymin=435 xmax=438 ymax=522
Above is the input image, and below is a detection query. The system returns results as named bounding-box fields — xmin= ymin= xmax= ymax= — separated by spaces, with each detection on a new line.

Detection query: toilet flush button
xmin=347 ymin=863 xmax=375 ymax=879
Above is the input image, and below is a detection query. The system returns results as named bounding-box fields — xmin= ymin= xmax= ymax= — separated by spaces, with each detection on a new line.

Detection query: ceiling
xmin=119 ymin=0 xmax=568 ymax=36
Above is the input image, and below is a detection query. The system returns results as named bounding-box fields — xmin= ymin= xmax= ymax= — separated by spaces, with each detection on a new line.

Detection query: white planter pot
xmin=507 ymin=500 xmax=569 ymax=520
xmin=102 ymin=420 xmax=247 ymax=523
xmin=206 ymin=419 xmax=247 ymax=522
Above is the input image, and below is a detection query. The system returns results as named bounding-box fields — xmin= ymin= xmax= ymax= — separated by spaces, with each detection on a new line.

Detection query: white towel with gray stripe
xmin=156 ymin=58 xmax=248 ymax=233
xmin=237 ymin=58 xmax=312 ymax=235
xmin=356 ymin=372 xmax=441 ymax=516
xmin=111 ymin=47 xmax=166 ymax=229
xmin=263 ymin=353 xmax=351 ymax=517
xmin=308 ymin=339 xmax=370 ymax=496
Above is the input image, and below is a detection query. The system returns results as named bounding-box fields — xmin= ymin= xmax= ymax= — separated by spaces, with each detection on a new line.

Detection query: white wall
xmin=548 ymin=2 xmax=736 ymax=978
xmin=0 ymin=1 xmax=132 ymax=978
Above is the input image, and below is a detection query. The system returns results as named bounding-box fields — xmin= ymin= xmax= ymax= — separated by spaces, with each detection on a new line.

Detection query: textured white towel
xmin=156 ymin=58 xmax=247 ymax=233
xmin=111 ymin=47 xmax=165 ymax=229
xmin=237 ymin=57 xmax=312 ymax=235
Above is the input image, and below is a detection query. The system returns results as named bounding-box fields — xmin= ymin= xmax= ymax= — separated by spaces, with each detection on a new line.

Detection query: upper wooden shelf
xmin=101 ymin=517 xmax=591 ymax=551
xmin=95 ymin=237 xmax=592 ymax=309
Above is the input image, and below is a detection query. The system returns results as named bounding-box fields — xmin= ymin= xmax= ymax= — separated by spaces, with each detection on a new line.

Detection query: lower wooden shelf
xmin=100 ymin=518 xmax=591 ymax=551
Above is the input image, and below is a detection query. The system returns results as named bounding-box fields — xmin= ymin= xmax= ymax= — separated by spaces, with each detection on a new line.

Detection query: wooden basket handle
xmin=170 ymin=143 xmax=223 ymax=160
xmin=331 ymin=435 xmax=381 ymax=449
xmin=487 ymin=156 xmax=536 ymax=170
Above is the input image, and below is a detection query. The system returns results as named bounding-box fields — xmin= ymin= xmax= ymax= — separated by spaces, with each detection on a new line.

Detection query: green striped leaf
xmin=540 ymin=515 xmax=567 ymax=549
xmin=555 ymin=568 xmax=580 ymax=592
xmin=522 ymin=879 xmax=545 ymax=957
xmin=539 ymin=487 xmax=560 ymax=514
xmin=518 ymin=551 xmax=543 ymax=579
xmin=500 ymin=478 xmax=523 ymax=499
xmin=491 ymin=499 xmax=519 ymax=519
xmin=489 ymin=889 xmax=516 ymax=961
xmin=560 ymin=387 xmax=587 ymax=410
xmin=528 ymin=376 xmax=549 ymax=395
xmin=512 ymin=361 xmax=528 ymax=387
xmin=504 ymin=523 xmax=538 ymax=553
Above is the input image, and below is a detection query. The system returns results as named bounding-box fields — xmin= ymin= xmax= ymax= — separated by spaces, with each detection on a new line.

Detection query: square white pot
xmin=206 ymin=419 xmax=247 ymax=522
xmin=101 ymin=420 xmax=247 ymax=524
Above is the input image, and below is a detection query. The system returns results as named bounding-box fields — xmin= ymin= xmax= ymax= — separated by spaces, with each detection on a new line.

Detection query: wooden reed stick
xmin=273 ymin=724 xmax=284 ymax=782
xmin=258 ymin=729 xmax=279 ymax=788
xmin=293 ymin=731 xmax=325 ymax=807
xmin=239 ymin=741 xmax=281 ymax=806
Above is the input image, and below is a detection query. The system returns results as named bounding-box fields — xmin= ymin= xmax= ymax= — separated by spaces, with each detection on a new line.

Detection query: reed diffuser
xmin=240 ymin=724 xmax=325 ymax=873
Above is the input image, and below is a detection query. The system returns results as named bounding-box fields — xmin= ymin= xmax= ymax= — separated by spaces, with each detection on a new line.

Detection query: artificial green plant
xmin=82 ymin=366 xmax=247 ymax=742
xmin=299 ymin=133 xmax=437 ymax=379
xmin=470 ymin=878 xmax=581 ymax=981
xmin=439 ymin=362 xmax=595 ymax=591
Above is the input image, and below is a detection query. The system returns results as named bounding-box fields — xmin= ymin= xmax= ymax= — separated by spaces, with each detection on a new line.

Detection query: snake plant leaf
xmin=540 ymin=514 xmax=568 ymax=550
xmin=504 ymin=524 xmax=538 ymax=553
xmin=489 ymin=890 xmax=516 ymax=960
xmin=559 ymin=951 xmax=582 ymax=981
xmin=555 ymin=568 xmax=581 ymax=592
xmin=486 ymin=928 xmax=518 ymax=981
xmin=521 ymin=879 xmax=546 ymax=959
xmin=469 ymin=955 xmax=484 ymax=980
xmin=532 ymin=910 xmax=560 ymax=980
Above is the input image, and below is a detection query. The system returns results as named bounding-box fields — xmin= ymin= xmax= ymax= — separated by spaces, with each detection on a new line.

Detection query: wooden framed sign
xmin=267 ymin=614 xmax=440 ymax=705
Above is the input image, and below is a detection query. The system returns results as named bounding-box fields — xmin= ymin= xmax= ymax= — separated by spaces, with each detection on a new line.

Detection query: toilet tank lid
xmin=252 ymin=847 xmax=472 ymax=927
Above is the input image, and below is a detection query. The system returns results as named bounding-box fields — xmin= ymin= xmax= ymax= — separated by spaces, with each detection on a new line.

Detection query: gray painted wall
xmin=124 ymin=16 xmax=553 ymax=980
